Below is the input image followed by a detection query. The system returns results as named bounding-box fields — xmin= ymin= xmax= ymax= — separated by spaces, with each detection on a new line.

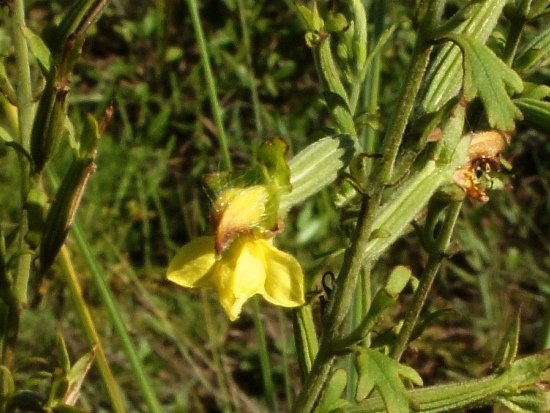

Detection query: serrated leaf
xmin=515 ymin=97 xmax=550 ymax=130
xmin=355 ymin=348 xmax=420 ymax=412
xmin=521 ymin=82 xmax=550 ymax=99
xmin=422 ymin=0 xmax=508 ymax=113
xmin=447 ymin=34 xmax=523 ymax=130
xmin=21 ymin=26 xmax=52 ymax=75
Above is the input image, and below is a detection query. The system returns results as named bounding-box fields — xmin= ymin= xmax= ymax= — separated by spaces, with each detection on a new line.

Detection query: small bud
xmin=30 ymin=70 xmax=69 ymax=173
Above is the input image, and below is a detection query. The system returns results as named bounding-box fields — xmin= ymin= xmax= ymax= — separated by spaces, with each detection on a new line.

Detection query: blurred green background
xmin=1 ymin=0 xmax=549 ymax=411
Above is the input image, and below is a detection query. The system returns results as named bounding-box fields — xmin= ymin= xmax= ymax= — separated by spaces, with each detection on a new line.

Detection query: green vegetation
xmin=1 ymin=0 xmax=550 ymax=412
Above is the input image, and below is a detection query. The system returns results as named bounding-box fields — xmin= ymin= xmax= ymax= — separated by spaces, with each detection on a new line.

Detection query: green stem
xmin=278 ymin=309 xmax=294 ymax=411
xmin=201 ymin=291 xmax=234 ymax=412
xmin=71 ymin=222 xmax=163 ymax=413
xmin=186 ymin=0 xmax=232 ymax=171
xmin=502 ymin=17 xmax=525 ymax=66
xmin=362 ymin=0 xmax=384 ymax=169
xmin=375 ymin=40 xmax=433 ymax=186
xmin=293 ymin=5 xmax=440 ymax=409
xmin=59 ymin=247 xmax=127 ymax=413
xmin=251 ymin=297 xmax=278 ymax=412
xmin=391 ymin=201 xmax=462 ymax=361
xmin=4 ymin=0 xmax=34 ymax=368
xmin=237 ymin=0 xmax=263 ymax=143
xmin=293 ymin=305 xmax=319 ymax=381
xmin=10 ymin=0 xmax=33 ymax=151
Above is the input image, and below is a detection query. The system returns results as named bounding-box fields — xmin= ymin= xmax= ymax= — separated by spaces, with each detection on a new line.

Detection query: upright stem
xmin=59 ymin=247 xmax=127 ymax=413
xmin=251 ymin=297 xmax=278 ymax=412
xmin=236 ymin=0 xmax=263 ymax=143
xmin=292 ymin=4 xmax=439 ymax=410
xmin=363 ymin=0 xmax=384 ymax=169
xmin=11 ymin=0 xmax=33 ymax=151
xmin=71 ymin=223 xmax=163 ymax=413
xmin=186 ymin=0 xmax=232 ymax=171
xmin=391 ymin=201 xmax=462 ymax=361
xmin=3 ymin=0 xmax=34 ymax=368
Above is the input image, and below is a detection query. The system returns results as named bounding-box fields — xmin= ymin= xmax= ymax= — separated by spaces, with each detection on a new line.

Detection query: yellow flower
xmin=167 ymin=236 xmax=305 ymax=320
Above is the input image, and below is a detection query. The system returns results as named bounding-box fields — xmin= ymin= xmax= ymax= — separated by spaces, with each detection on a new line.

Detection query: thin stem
xmin=71 ymin=222 xmax=163 ymax=413
xmin=277 ymin=309 xmax=294 ymax=411
xmin=10 ymin=0 xmax=33 ymax=151
xmin=391 ymin=201 xmax=462 ymax=361
xmin=186 ymin=0 xmax=232 ymax=171
xmin=237 ymin=0 xmax=263 ymax=143
xmin=363 ymin=0 xmax=385 ymax=169
xmin=502 ymin=18 xmax=525 ymax=66
xmin=251 ymin=297 xmax=278 ymax=412
xmin=202 ymin=291 xmax=234 ymax=412
xmin=375 ymin=41 xmax=433 ymax=186
xmin=59 ymin=247 xmax=127 ymax=413
xmin=4 ymin=0 xmax=34 ymax=368
xmin=293 ymin=305 xmax=319 ymax=381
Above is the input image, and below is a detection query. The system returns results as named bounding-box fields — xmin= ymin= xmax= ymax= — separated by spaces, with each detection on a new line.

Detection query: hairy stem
xmin=391 ymin=201 xmax=462 ymax=361
xmin=4 ymin=0 xmax=34 ymax=368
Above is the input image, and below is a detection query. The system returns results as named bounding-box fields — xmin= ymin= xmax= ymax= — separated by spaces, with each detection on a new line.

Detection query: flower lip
xmin=167 ymin=236 xmax=305 ymax=320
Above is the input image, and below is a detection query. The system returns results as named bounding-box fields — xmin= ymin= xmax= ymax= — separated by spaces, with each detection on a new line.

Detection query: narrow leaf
xmin=515 ymin=26 xmax=550 ymax=73
xmin=515 ymin=97 xmax=550 ymax=130
xmin=280 ymin=135 xmax=356 ymax=210
xmin=317 ymin=369 xmax=349 ymax=413
xmin=355 ymin=349 xmax=419 ymax=412
xmin=21 ymin=26 xmax=52 ymax=74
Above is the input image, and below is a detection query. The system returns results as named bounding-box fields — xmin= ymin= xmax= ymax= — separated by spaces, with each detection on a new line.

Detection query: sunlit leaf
xmin=446 ymin=34 xmax=523 ymax=130
xmin=21 ymin=26 xmax=52 ymax=75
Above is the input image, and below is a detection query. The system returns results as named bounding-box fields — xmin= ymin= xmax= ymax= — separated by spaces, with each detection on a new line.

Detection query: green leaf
xmin=515 ymin=97 xmax=550 ymax=130
xmin=280 ymin=135 xmax=356 ymax=211
xmin=0 ymin=366 xmax=14 ymax=400
xmin=494 ymin=311 xmax=520 ymax=371
xmin=446 ymin=34 xmax=523 ymax=130
xmin=520 ymin=82 xmax=550 ymax=100
xmin=347 ymin=351 xmax=550 ymax=413
xmin=385 ymin=266 xmax=411 ymax=297
xmin=355 ymin=348 xmax=421 ymax=411
xmin=0 ymin=125 xmax=14 ymax=143
xmin=21 ymin=26 xmax=53 ymax=75
xmin=64 ymin=352 xmax=94 ymax=405
xmin=316 ymin=369 xmax=349 ymax=413
xmin=422 ymin=0 xmax=508 ymax=113
xmin=514 ymin=26 xmax=550 ymax=73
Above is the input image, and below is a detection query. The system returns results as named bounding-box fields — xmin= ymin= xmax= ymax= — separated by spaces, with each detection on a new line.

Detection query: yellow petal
xmin=213 ymin=238 xmax=267 ymax=320
xmin=167 ymin=237 xmax=216 ymax=288
xmin=260 ymin=240 xmax=305 ymax=308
